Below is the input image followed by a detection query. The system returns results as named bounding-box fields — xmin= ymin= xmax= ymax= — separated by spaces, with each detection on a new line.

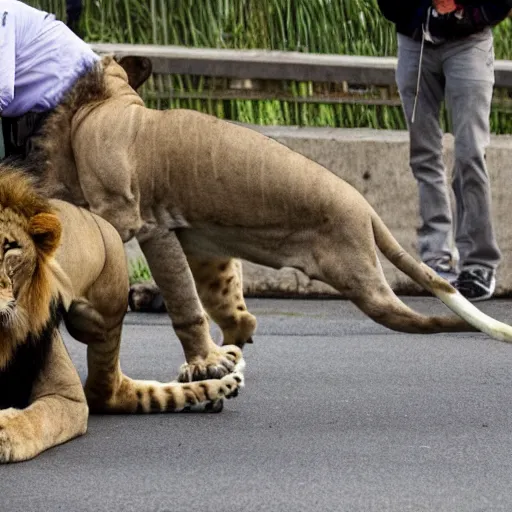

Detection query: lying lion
xmin=32 ymin=56 xmax=512 ymax=383
xmin=0 ymin=166 xmax=244 ymax=462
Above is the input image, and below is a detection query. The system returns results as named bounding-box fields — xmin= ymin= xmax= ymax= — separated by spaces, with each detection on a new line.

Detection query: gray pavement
xmin=2 ymin=297 xmax=512 ymax=512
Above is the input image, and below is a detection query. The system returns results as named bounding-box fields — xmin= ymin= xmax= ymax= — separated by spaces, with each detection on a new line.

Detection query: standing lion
xmin=24 ymin=56 xmax=512 ymax=387
xmin=5 ymin=2 xmax=512 ymax=385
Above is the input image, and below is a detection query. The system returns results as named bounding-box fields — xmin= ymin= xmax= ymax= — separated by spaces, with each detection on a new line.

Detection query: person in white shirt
xmin=0 ymin=0 xmax=98 ymax=158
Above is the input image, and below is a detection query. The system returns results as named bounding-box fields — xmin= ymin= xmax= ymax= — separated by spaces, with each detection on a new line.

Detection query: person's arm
xmin=428 ymin=1 xmax=511 ymax=39
xmin=0 ymin=8 xmax=15 ymax=115
xmin=460 ymin=1 xmax=512 ymax=27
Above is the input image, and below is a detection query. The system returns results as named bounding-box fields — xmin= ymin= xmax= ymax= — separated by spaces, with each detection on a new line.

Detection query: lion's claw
xmin=188 ymin=364 xmax=245 ymax=413
xmin=204 ymin=400 xmax=224 ymax=413
xmin=178 ymin=345 xmax=243 ymax=382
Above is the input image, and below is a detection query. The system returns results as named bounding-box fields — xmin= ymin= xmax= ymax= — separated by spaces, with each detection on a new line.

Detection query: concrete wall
xmin=126 ymin=126 xmax=512 ymax=297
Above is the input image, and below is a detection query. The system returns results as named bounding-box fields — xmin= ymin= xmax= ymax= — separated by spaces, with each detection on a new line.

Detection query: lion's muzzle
xmin=0 ymin=287 xmax=16 ymax=327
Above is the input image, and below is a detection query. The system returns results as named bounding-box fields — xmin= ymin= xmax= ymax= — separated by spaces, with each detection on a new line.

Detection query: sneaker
xmin=427 ymin=262 xmax=458 ymax=284
xmin=453 ymin=267 xmax=496 ymax=302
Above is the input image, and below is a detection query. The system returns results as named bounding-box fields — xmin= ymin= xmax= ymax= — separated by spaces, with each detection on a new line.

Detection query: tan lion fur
xmin=0 ymin=166 xmax=244 ymax=462
xmin=31 ymin=56 xmax=512 ymax=383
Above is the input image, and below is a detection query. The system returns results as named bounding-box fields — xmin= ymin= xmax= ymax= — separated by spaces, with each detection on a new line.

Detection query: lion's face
xmin=0 ymin=210 xmax=61 ymax=329
xmin=0 ymin=223 xmax=37 ymax=326
xmin=0 ymin=168 xmax=65 ymax=370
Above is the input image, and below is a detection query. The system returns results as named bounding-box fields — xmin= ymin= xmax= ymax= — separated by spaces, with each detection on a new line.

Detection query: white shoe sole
xmin=465 ymin=277 xmax=496 ymax=303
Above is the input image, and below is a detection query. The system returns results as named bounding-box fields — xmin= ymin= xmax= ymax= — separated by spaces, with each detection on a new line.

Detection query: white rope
xmin=412 ymin=7 xmax=434 ymax=124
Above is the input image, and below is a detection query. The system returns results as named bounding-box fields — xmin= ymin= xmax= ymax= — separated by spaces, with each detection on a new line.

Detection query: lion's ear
xmin=28 ymin=213 xmax=62 ymax=256
xmin=117 ymin=56 xmax=152 ymax=90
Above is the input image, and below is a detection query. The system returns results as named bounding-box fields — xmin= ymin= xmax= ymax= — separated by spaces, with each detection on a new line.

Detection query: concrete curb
xmin=126 ymin=126 xmax=512 ymax=297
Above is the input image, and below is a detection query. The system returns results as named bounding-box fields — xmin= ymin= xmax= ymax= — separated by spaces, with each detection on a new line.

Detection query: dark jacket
xmin=377 ymin=0 xmax=512 ymax=40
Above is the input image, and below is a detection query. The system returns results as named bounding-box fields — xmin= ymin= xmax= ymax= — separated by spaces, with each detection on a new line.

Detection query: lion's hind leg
xmin=81 ymin=278 xmax=246 ymax=413
xmin=92 ymin=361 xmax=245 ymax=414
xmin=74 ymin=217 xmax=247 ymax=413
xmin=188 ymin=257 xmax=257 ymax=348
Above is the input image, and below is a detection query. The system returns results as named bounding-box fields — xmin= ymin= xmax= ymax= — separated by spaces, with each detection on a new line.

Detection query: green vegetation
xmin=28 ymin=1 xmax=512 ymax=132
xmin=128 ymin=257 xmax=152 ymax=285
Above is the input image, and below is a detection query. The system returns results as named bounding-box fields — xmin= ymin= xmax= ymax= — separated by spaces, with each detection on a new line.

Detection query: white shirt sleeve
xmin=0 ymin=8 xmax=15 ymax=115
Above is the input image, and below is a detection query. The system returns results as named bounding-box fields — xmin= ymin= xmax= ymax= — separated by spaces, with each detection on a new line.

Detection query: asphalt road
xmin=2 ymin=297 xmax=512 ymax=512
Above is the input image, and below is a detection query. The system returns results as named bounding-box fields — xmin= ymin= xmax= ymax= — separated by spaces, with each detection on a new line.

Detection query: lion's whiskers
xmin=0 ymin=301 xmax=16 ymax=326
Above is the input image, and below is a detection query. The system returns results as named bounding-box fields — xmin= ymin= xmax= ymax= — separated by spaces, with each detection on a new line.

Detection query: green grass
xmin=129 ymin=257 xmax=153 ymax=285
xmin=27 ymin=1 xmax=512 ymax=132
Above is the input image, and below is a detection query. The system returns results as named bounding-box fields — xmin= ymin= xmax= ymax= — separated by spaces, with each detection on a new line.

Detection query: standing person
xmin=377 ymin=0 xmax=511 ymax=301
xmin=0 ymin=0 xmax=99 ymax=160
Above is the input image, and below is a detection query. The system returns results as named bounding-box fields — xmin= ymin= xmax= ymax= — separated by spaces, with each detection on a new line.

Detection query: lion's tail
xmin=371 ymin=212 xmax=512 ymax=343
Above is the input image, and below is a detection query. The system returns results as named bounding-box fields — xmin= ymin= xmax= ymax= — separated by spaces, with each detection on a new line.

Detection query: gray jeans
xmin=396 ymin=29 xmax=501 ymax=272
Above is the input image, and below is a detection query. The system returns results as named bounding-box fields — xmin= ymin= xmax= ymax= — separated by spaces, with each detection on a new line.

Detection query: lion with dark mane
xmin=0 ymin=166 xmax=244 ymax=462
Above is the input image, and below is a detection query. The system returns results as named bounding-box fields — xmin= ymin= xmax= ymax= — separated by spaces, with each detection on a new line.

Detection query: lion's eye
xmin=4 ymin=249 xmax=23 ymax=277
xmin=3 ymin=240 xmax=21 ymax=253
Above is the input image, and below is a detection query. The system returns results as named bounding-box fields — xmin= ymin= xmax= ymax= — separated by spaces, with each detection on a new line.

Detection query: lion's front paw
xmin=218 ymin=367 xmax=245 ymax=399
xmin=0 ymin=408 xmax=35 ymax=463
xmin=194 ymin=362 xmax=246 ymax=413
xmin=178 ymin=345 xmax=243 ymax=382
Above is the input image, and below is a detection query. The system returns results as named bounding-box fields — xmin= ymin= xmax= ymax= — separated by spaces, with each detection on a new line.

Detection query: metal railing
xmin=90 ymin=43 xmax=512 ymax=108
